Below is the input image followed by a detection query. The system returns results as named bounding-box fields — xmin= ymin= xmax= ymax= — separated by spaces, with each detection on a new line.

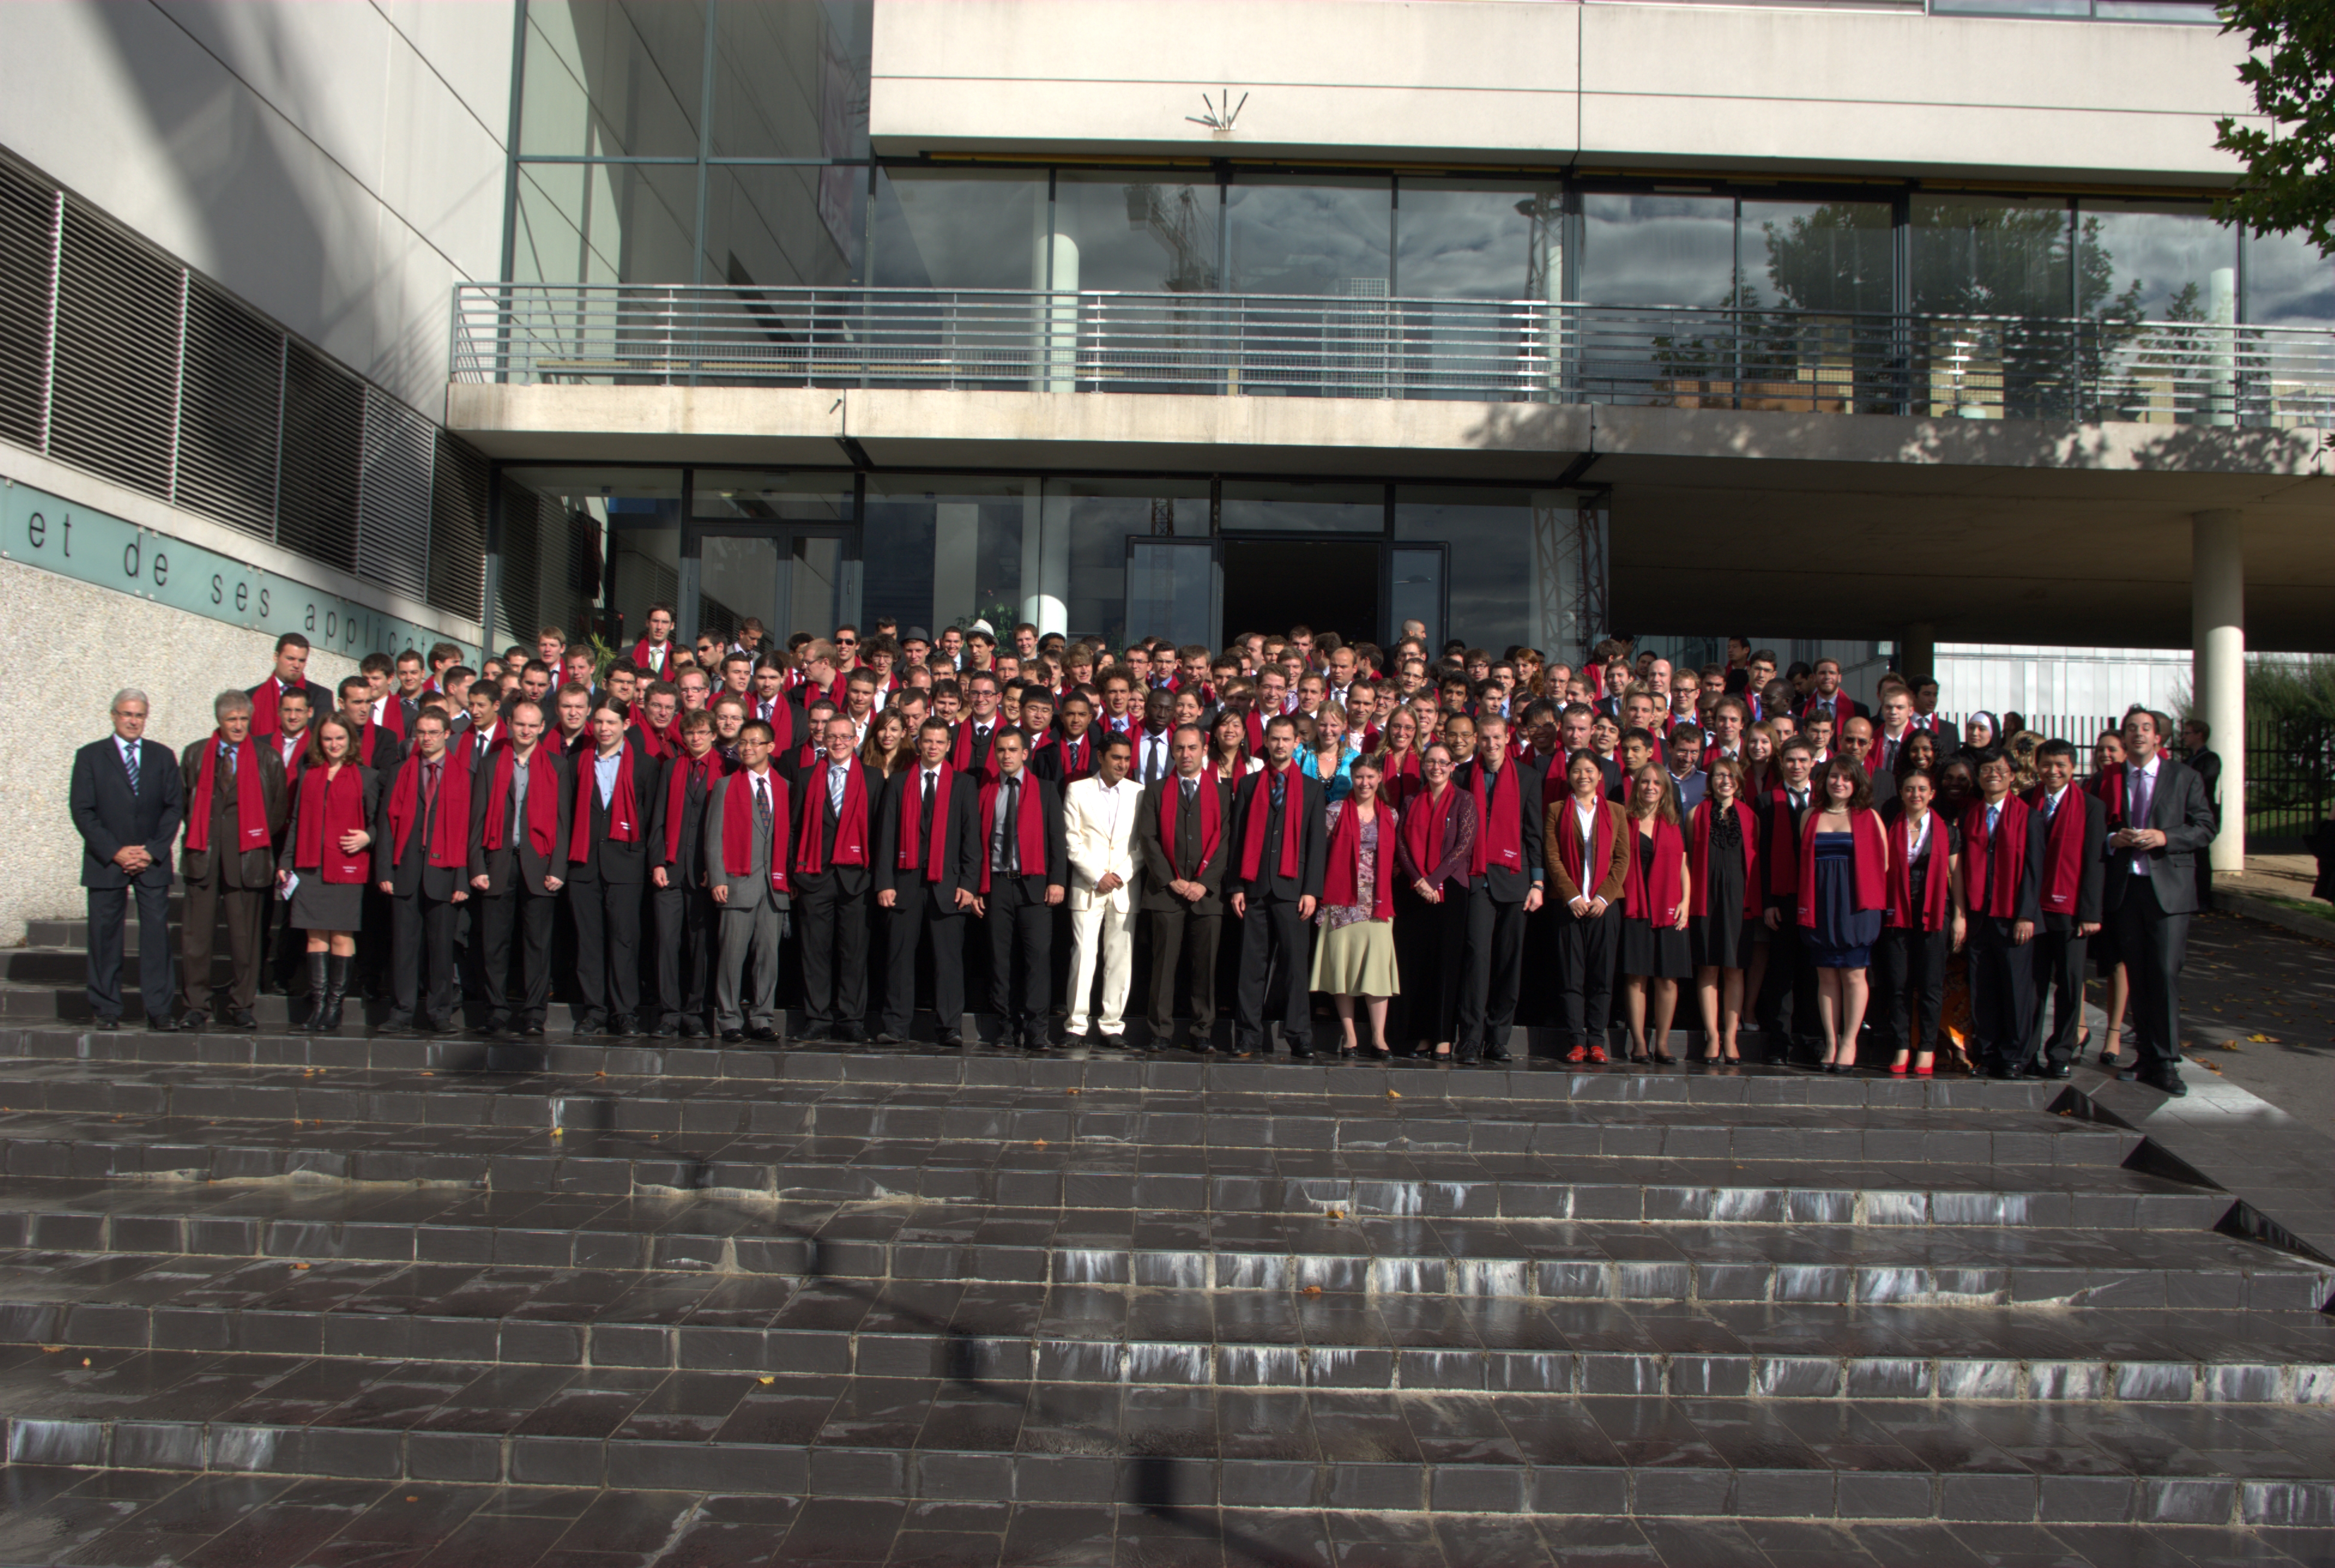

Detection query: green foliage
xmin=2214 ymin=0 xmax=2335 ymax=258
xmin=2246 ymin=655 xmax=2335 ymax=725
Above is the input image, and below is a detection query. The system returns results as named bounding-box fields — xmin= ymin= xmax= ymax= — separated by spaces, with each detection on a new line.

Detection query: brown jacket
xmin=1544 ymin=795 xmax=1628 ymax=904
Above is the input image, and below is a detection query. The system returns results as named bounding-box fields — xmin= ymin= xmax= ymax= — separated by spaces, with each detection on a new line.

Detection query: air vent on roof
xmin=0 ymin=162 xmax=52 ymax=452
xmin=358 ymin=389 xmax=433 ymax=601
xmin=276 ymin=341 xmax=363 ymax=574
xmin=176 ymin=277 xmax=284 ymax=539
xmin=49 ymin=199 xmax=179 ymax=499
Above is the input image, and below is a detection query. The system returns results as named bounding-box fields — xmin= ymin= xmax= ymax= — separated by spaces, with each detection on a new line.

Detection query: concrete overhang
xmin=447 ymin=382 xmax=2335 ymax=651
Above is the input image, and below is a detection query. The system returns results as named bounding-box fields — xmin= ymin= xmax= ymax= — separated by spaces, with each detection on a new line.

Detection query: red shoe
xmin=1585 ymin=1045 xmax=1609 ymax=1065
xmin=1564 ymin=1043 xmax=1588 ymax=1063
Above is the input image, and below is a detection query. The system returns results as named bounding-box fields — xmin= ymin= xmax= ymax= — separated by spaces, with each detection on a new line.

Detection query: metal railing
xmin=452 ymin=284 xmax=2335 ymax=430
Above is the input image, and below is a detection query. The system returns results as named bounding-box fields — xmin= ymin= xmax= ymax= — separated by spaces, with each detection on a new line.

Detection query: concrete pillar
xmin=1018 ymin=480 xmax=1066 ymax=637
xmin=1900 ymin=623 xmax=1936 ymax=685
xmin=1046 ymin=236 xmax=1080 ymax=394
xmin=2192 ymin=509 xmax=2245 ymax=877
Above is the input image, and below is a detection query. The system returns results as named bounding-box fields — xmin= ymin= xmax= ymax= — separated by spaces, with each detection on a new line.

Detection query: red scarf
xmin=663 ymin=749 xmax=728 ymax=861
xmin=628 ymin=707 xmax=680 ymax=761
xmin=1468 ymin=759 xmax=1522 ymax=876
xmin=378 ymin=694 xmax=406 ymax=740
xmin=187 ymin=732 xmax=270 ymax=856
xmin=571 ymin=746 xmax=642 ymax=861
xmin=1764 ymin=788 xmax=1808 ymax=898
xmin=950 ymin=718 xmax=1003 ymax=780
xmin=895 ymin=763 xmax=957 ymax=882
xmin=722 ymin=767 xmax=791 ymax=894
xmin=631 ymin=637 xmax=674 ymax=679
xmin=1795 ymin=807 xmax=1888 ymax=928
xmin=1238 ymin=761 xmax=1306 ymax=882
xmin=1157 ymin=768 xmax=1223 ymax=881
xmin=1886 ymin=810 xmax=1953 ymax=931
xmin=385 ymin=749 xmax=472 ymax=869
xmin=2092 ymin=763 xmax=2128 ymax=832
xmin=292 ymin=764 xmax=370 ymax=883
xmin=1400 ymin=780 xmax=1461 ymax=891
xmin=976 ymin=770 xmax=1049 ymax=892
xmin=1623 ymin=816 xmax=1686 ymax=923
xmin=352 ymin=720 xmax=391 ymax=768
xmin=1688 ymin=799 xmax=1760 ymax=918
xmin=1961 ymin=795 xmax=2032 ymax=918
xmin=753 ymin=695 xmax=795 ymax=755
xmin=1241 ymin=710 xmax=1265 ymax=756
xmin=796 ymin=755 xmax=871 ymax=872
xmin=2026 ymin=785 xmax=2089 ymax=916
xmin=1553 ymin=794 xmax=1617 ymax=898
xmin=1378 ymin=750 xmax=1422 ymax=810
xmin=1056 ymin=728 xmax=1093 ymax=782
xmin=481 ymin=743 xmax=562 ymax=858
xmin=1321 ymin=799 xmax=1395 ymax=920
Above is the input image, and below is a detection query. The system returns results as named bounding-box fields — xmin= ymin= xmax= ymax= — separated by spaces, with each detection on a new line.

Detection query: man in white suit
xmin=1063 ymin=732 xmax=1142 ymax=1046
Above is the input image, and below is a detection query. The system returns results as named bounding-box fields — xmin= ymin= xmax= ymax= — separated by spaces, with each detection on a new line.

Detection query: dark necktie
xmin=1271 ymin=772 xmax=1286 ymax=812
xmin=219 ymin=742 xmax=236 ymax=779
xmin=423 ymin=761 xmax=440 ymax=819
xmin=1002 ymin=779 xmax=1021 ymax=874
xmin=123 ymin=741 xmax=139 ymax=795
xmin=755 ymin=777 xmax=771 ymax=843
xmin=921 ymin=771 xmax=938 ymax=841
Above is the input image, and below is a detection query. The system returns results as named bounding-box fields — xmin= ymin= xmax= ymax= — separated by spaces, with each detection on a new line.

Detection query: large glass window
xmin=1395 ymin=489 xmax=1533 ymax=657
xmin=1219 ymin=481 xmax=1383 ymax=534
xmin=1226 ymin=178 xmax=1391 ymax=297
xmin=1054 ymin=174 xmax=1220 ymax=294
xmin=1395 ymin=183 xmax=1563 ymax=300
xmin=2245 ymin=229 xmax=2334 ymax=329
xmin=2078 ymin=203 xmax=2235 ymax=323
xmin=870 ymin=170 xmax=1046 ymax=291
xmin=703 ymin=164 xmax=861 ymax=288
xmin=511 ymin=161 xmax=698 ymax=287
xmin=1045 ymin=478 xmax=1212 ymax=646
xmin=1910 ymin=195 xmax=2072 ymax=316
xmin=711 ymin=0 xmax=870 ymax=161
xmin=1739 ymin=200 xmax=1894 ymax=315
xmin=503 ymin=468 xmax=685 ymax=649
xmin=861 ymin=476 xmax=1036 ymax=637
xmin=1577 ymin=194 xmax=1736 ymax=308
xmin=520 ymin=1 xmax=707 ymax=160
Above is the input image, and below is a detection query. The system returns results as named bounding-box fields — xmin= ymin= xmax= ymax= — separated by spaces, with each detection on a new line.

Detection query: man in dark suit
xmin=564 ymin=702 xmax=653 ymax=1036
xmin=466 ymin=699 xmax=572 ymax=1039
xmin=247 ymin=633 xmax=333 ymax=737
xmin=873 ymin=718 xmax=980 ymax=1045
xmin=648 ymin=710 xmax=726 ymax=1038
xmin=175 ymin=690 xmax=289 ymax=1030
xmin=2021 ymin=738 xmax=2105 ymax=1079
xmin=373 ymin=708 xmax=470 ymax=1035
xmin=70 ymin=689 xmax=184 ymax=1029
xmin=972 ymin=729 xmax=1067 ymax=1051
xmin=1229 ymin=715 xmax=1328 ymax=1059
xmin=2101 ymin=709 xmax=2216 ymax=1096
xmin=2180 ymin=717 xmax=2223 ymax=912
xmin=1136 ymin=723 xmax=1232 ymax=1050
xmin=1455 ymin=713 xmax=1544 ymax=1065
xmin=784 ymin=714 xmax=877 ymax=1042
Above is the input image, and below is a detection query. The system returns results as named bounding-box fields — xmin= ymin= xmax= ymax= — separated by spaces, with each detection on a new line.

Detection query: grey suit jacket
xmin=2102 ymin=756 xmax=2215 ymax=916
xmin=705 ymin=770 xmax=793 ymax=912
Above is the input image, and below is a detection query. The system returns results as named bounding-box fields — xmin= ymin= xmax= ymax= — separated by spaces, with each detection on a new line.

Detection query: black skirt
xmin=1620 ymin=916 xmax=1693 ymax=980
xmin=1691 ymin=824 xmax=1755 ymax=970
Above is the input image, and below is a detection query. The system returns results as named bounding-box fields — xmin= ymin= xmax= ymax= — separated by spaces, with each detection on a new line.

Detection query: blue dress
xmin=1808 ymin=831 xmax=1883 ymax=969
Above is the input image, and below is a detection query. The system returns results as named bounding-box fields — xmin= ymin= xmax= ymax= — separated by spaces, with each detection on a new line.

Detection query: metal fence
xmin=452 ymin=284 xmax=2335 ymax=430
xmin=2247 ymin=716 xmax=2333 ymax=851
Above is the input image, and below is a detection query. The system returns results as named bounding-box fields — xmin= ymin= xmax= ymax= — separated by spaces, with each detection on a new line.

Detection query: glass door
xmin=1389 ymin=545 xmax=1446 ymax=649
xmin=1124 ymin=538 xmax=1220 ymax=649
xmin=692 ymin=529 xmax=858 ymax=648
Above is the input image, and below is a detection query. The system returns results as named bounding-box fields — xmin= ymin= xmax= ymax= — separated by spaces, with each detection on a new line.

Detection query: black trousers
xmin=2109 ymin=880 xmax=2190 ymax=1075
xmin=1462 ymin=887 xmax=1528 ymax=1051
xmin=1966 ymin=916 xmax=2037 ymax=1069
xmin=480 ymin=888 xmax=557 ymax=1028
xmin=1553 ymin=902 xmax=1619 ymax=1048
xmin=654 ymin=883 xmax=717 ymax=1022
xmin=1871 ymin=925 xmax=1950 ymax=1058
xmin=390 ymin=889 xmax=461 ymax=1023
xmin=86 ymin=881 xmax=174 ymax=1023
xmin=883 ymin=883 xmax=966 ymax=1039
xmin=795 ymin=870 xmax=870 ymax=1030
xmin=180 ymin=873 xmax=267 ymax=1014
xmin=1757 ymin=898 xmax=1818 ymax=1048
xmin=984 ymin=878 xmax=1052 ymax=1042
xmin=2028 ymin=923 xmax=2090 ymax=1070
xmin=1232 ymin=894 xmax=1311 ymax=1054
xmin=1146 ymin=903 xmax=1221 ymax=1037
xmin=568 ymin=878 xmax=644 ymax=1023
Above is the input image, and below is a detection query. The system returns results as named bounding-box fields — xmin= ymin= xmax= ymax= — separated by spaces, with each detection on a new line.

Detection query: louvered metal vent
xmin=0 ymin=163 xmax=52 ymax=452
xmin=496 ymin=478 xmax=542 ymax=642
xmin=275 ymin=341 xmax=364 ymax=573
xmin=429 ymin=432 xmax=488 ymax=621
xmin=357 ymin=390 xmax=433 ymax=599
xmin=48 ymin=200 xmax=179 ymax=499
xmin=176 ymin=277 xmax=283 ymax=539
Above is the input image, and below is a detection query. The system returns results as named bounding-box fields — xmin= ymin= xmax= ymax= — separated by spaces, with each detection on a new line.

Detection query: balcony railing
xmin=452 ymin=284 xmax=2335 ymax=431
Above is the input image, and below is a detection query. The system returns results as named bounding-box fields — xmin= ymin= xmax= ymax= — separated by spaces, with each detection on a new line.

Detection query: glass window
xmin=511 ymin=161 xmax=698 ymax=286
xmin=1226 ymin=178 xmax=1391 ymax=297
xmin=711 ymin=0 xmax=870 ymax=161
xmin=1396 ymin=183 xmax=1564 ymax=300
xmin=861 ymin=476 xmax=1036 ymax=637
xmin=1395 ymin=489 xmax=1534 ymax=657
xmin=1219 ymin=481 xmax=1383 ymax=534
xmin=1043 ymin=478 xmax=1211 ymax=646
xmin=520 ymin=0 xmax=707 ymax=159
xmin=692 ymin=472 xmax=853 ymax=524
xmin=2078 ymin=203 xmax=2235 ymax=323
xmin=870 ymin=171 xmax=1046 ymax=291
xmin=1577 ymin=194 xmax=1736 ymax=308
xmin=502 ymin=468 xmax=684 ymax=647
xmin=1910 ymin=195 xmax=2072 ymax=316
xmin=2245 ymin=228 xmax=2334 ymax=329
xmin=703 ymin=164 xmax=862 ymax=288
xmin=1739 ymin=200 xmax=1894 ymax=315
xmin=1054 ymin=174 xmax=1220 ymax=293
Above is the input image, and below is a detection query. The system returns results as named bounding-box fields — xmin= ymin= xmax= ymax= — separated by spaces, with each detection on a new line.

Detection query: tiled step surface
xmin=3 ymin=1350 xmax=2330 ymax=1525
xmin=2 ymin=1470 xmax=2328 ymax=1568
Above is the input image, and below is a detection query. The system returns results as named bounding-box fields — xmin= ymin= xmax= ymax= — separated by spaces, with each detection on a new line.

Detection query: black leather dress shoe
xmin=747 ymin=1024 xmax=780 ymax=1042
xmin=93 ymin=1016 xmax=120 ymax=1032
xmin=873 ymin=1031 xmax=904 ymax=1045
xmin=2116 ymin=1066 xmax=2138 ymax=1082
xmin=2034 ymin=1063 xmax=2072 ymax=1080
xmin=378 ymin=1012 xmax=416 ymax=1036
xmin=2138 ymin=1068 xmax=2188 ymax=1097
xmin=146 ymin=1013 xmax=179 ymax=1033
xmin=677 ymin=1017 xmax=706 ymax=1038
xmin=429 ymin=1017 xmax=462 ymax=1035
xmin=521 ymin=1023 xmax=547 ymax=1038
xmin=935 ymin=1030 xmax=964 ymax=1048
xmin=721 ymin=1027 xmax=744 ymax=1043
xmin=1480 ymin=1042 xmax=1513 ymax=1063
xmin=1099 ymin=1034 xmax=1126 ymax=1050
xmin=222 ymin=1006 xmax=259 ymax=1032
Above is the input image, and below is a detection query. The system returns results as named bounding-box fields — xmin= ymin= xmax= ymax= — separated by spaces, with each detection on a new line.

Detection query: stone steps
xmin=3 ymin=1352 xmax=2328 ymax=1527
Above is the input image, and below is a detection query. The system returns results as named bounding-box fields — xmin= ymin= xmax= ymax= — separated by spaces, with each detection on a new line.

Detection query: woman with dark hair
xmin=1690 ymin=756 xmax=1759 ymax=1063
xmin=1799 ymin=756 xmax=1889 ymax=1073
xmin=1312 ymin=755 xmax=1399 ymax=1059
xmin=1893 ymin=728 xmax=1939 ymax=788
xmin=1547 ymin=749 xmax=1629 ymax=1064
xmin=859 ymin=708 xmax=912 ymax=780
xmin=1618 ymin=764 xmax=1691 ymax=1065
xmin=1209 ymin=708 xmax=1259 ymax=779
xmin=1395 ymin=741 xmax=1477 ymax=1062
xmin=1874 ymin=765 xmax=1962 ymax=1076
xmin=276 ymin=714 xmax=380 ymax=1032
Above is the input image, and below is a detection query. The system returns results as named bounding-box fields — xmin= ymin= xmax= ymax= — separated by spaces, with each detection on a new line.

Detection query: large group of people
xmin=67 ymin=612 xmax=2219 ymax=1095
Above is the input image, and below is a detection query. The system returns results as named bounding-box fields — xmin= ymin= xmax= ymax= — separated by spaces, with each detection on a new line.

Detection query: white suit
xmin=1063 ymin=773 xmax=1144 ymax=1037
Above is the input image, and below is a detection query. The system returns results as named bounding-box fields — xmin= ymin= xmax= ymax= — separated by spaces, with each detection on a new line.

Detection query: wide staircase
xmin=0 ymin=908 xmax=2330 ymax=1565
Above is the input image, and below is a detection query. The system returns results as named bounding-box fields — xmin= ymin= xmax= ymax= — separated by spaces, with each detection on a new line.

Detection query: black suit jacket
xmin=1228 ymin=768 xmax=1328 ymax=904
xmin=177 ymin=739 xmax=290 ymax=886
xmin=977 ymin=771 xmax=1068 ymax=895
xmin=466 ymin=749 xmax=574 ymax=895
xmin=875 ymin=767 xmax=981 ymax=902
xmin=373 ymin=752 xmax=470 ymax=901
xmin=2026 ymin=785 xmax=2107 ymax=929
xmin=783 ymin=754 xmax=877 ymax=894
xmin=71 ymin=735 xmax=183 ymax=890
xmin=1455 ymin=755 xmax=1547 ymax=904
xmin=1137 ymin=773 xmax=1233 ymax=914
xmin=649 ymin=755 xmax=722 ymax=889
xmin=2101 ymin=757 xmax=2215 ymax=918
xmin=565 ymin=742 xmax=653 ymax=886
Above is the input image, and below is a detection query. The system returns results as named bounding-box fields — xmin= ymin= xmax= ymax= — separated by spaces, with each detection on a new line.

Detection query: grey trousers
xmin=715 ymin=900 xmax=782 ymax=1030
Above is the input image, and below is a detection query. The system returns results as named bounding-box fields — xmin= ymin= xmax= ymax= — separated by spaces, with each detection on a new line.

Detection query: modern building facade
xmin=0 ymin=0 xmax=2328 ymax=941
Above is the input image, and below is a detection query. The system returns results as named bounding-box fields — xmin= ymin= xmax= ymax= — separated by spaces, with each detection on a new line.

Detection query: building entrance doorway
xmin=1221 ymin=538 xmax=1381 ymax=646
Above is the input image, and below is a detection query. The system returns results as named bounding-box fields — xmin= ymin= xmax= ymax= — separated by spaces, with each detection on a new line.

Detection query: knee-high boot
xmin=296 ymin=951 xmax=328 ymax=1032
xmin=319 ymin=955 xmax=351 ymax=1034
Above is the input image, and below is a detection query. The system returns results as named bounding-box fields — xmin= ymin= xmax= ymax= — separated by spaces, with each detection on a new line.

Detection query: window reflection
xmin=1910 ymin=195 xmax=2071 ymax=316
xmin=1739 ymin=200 xmax=1893 ymax=315
xmin=1395 ymin=490 xmax=1533 ymax=656
xmin=1226 ymin=179 xmax=1391 ymax=297
xmin=711 ymin=0 xmax=870 ymax=161
xmin=1579 ymin=194 xmax=1736 ymax=308
xmin=2078 ymin=203 xmax=2234 ymax=324
xmin=1396 ymin=184 xmax=1563 ymax=300
xmin=512 ymin=161 xmax=698 ymax=286
xmin=871 ymin=171 xmax=1044 ymax=290
xmin=2246 ymin=230 xmax=2335 ymax=329
xmin=1056 ymin=176 xmax=1220 ymax=293
xmin=862 ymin=477 xmax=1034 ymax=637
xmin=1046 ymin=478 xmax=1212 ymax=646
xmin=1219 ymin=481 xmax=1382 ymax=533
xmin=703 ymin=164 xmax=862 ymax=288
xmin=520 ymin=1 xmax=707 ymax=159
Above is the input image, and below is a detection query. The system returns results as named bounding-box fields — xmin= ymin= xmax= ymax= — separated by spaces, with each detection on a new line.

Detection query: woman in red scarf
xmin=1310 ymin=755 xmax=1399 ymax=1059
xmin=1689 ymin=756 xmax=1760 ymax=1064
xmin=1547 ymin=749 xmax=1630 ymax=1064
xmin=1799 ymin=756 xmax=1891 ymax=1074
xmin=1618 ymin=765 xmax=1691 ymax=1065
xmin=275 ymin=714 xmax=381 ymax=1032
xmin=1393 ymin=741 xmax=1476 ymax=1062
xmin=1369 ymin=707 xmax=1424 ymax=812
xmin=1874 ymin=766 xmax=1962 ymax=1077
xmin=1208 ymin=709 xmax=1256 ymax=782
